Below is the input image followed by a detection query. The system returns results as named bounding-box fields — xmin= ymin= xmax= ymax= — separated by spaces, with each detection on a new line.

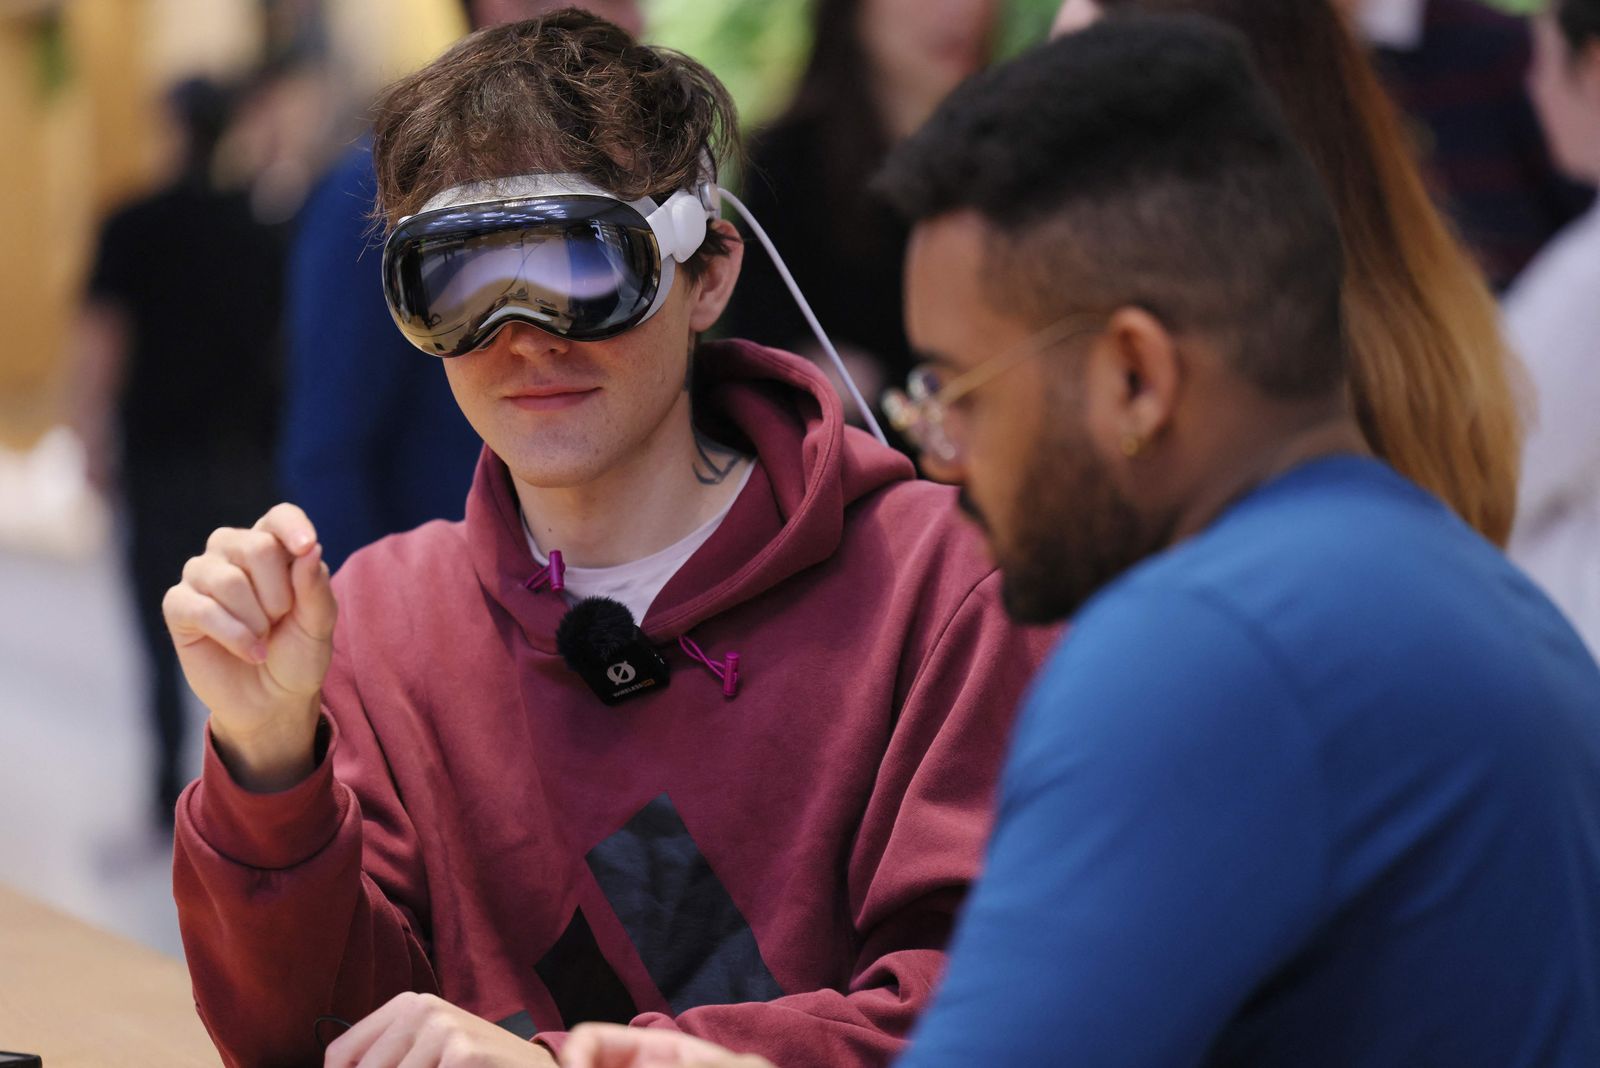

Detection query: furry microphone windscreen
xmin=555 ymin=596 xmax=640 ymax=671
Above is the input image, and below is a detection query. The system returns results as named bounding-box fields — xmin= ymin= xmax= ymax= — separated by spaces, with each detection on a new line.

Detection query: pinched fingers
xmin=253 ymin=502 xmax=319 ymax=557
xmin=163 ymin=506 xmax=318 ymax=662
xmin=206 ymin=524 xmax=298 ymax=623
xmin=162 ymin=580 xmax=267 ymax=664
xmin=180 ymin=551 xmax=275 ymax=644
xmin=289 ymin=542 xmax=337 ymax=641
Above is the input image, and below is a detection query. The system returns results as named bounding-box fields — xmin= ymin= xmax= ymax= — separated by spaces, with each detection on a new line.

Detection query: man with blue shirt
xmin=563 ymin=15 xmax=1600 ymax=1068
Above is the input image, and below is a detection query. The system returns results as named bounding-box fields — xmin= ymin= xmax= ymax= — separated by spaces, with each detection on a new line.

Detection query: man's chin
xmin=494 ymin=435 xmax=618 ymax=490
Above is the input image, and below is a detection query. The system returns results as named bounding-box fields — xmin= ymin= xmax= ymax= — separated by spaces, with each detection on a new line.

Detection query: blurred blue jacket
xmin=279 ymin=139 xmax=482 ymax=571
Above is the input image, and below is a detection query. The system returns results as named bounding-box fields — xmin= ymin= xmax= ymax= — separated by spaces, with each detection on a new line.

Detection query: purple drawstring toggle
xmin=679 ymin=636 xmax=741 ymax=699
xmin=523 ymin=549 xmax=566 ymax=593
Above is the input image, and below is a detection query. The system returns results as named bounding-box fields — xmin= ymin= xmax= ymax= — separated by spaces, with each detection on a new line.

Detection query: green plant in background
xmin=647 ymin=0 xmax=1063 ymax=134
xmin=998 ymin=0 xmax=1066 ymax=56
xmin=32 ymin=10 xmax=72 ymax=100
xmin=648 ymin=0 xmax=1542 ymax=141
xmin=647 ymin=0 xmax=810 ymax=133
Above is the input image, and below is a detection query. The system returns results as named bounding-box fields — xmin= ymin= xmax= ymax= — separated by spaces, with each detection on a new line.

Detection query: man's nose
xmin=489 ymin=320 xmax=572 ymax=360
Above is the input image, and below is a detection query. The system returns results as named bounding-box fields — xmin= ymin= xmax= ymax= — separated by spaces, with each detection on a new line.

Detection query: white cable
xmin=717 ymin=187 xmax=889 ymax=445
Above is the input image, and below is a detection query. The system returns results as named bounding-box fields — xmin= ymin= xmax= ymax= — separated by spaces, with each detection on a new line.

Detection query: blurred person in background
xmin=74 ymin=78 xmax=284 ymax=827
xmin=1505 ymin=0 xmax=1600 ymax=658
xmin=1335 ymin=0 xmax=1592 ymax=292
xmin=563 ymin=16 xmax=1600 ymax=1066
xmin=1052 ymin=0 xmax=1523 ymax=547
xmin=472 ymin=0 xmax=641 ymax=30
xmin=280 ymin=0 xmax=642 ymax=571
xmin=722 ymin=0 xmax=999 ymax=435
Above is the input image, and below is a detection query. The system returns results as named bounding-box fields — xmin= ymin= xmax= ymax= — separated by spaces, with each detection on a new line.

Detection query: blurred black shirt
xmin=88 ymin=180 xmax=283 ymax=459
xmin=723 ymin=116 xmax=914 ymax=386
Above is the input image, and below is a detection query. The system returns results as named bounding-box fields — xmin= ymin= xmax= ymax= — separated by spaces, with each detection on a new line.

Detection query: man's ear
xmin=686 ymin=220 xmax=745 ymax=333
xmin=1081 ymin=305 xmax=1182 ymax=461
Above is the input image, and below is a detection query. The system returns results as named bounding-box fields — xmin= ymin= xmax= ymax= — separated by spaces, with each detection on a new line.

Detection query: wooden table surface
xmin=0 ymin=882 xmax=221 ymax=1066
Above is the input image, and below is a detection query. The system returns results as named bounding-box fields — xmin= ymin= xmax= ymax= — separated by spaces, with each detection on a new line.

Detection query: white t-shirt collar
xmin=523 ymin=461 xmax=756 ymax=626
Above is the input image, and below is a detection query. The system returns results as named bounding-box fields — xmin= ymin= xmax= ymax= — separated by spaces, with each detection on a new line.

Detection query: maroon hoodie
xmin=173 ymin=341 xmax=1056 ymax=1067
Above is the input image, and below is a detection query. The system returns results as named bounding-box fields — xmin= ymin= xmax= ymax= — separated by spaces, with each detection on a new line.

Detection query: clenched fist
xmin=162 ymin=503 xmax=337 ymax=791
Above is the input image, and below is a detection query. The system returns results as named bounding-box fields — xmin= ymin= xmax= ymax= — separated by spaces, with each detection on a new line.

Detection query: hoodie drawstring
xmin=679 ymin=635 xmax=741 ymax=699
xmin=523 ymin=549 xmax=565 ymax=593
xmin=528 ymin=548 xmax=738 ymax=700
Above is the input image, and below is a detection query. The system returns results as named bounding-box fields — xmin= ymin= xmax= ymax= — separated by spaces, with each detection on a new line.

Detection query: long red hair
xmin=1098 ymin=0 xmax=1523 ymax=543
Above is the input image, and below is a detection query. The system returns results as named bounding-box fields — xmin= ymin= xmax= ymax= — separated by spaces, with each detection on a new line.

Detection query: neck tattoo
xmin=692 ymin=429 xmax=744 ymax=487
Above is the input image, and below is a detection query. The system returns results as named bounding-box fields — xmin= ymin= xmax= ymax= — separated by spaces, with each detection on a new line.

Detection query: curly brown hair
xmin=370 ymin=8 xmax=741 ymax=278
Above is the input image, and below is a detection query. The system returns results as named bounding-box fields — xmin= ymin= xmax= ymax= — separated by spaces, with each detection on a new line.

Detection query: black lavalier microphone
xmin=555 ymin=597 xmax=671 ymax=706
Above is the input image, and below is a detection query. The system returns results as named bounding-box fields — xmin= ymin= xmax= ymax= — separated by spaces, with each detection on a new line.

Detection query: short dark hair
xmin=371 ymin=9 xmax=740 ymax=279
xmin=1559 ymin=0 xmax=1600 ymax=52
xmin=875 ymin=15 xmax=1346 ymax=398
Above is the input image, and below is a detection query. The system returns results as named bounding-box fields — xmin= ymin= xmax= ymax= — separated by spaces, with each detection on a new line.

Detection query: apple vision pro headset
xmin=380 ymin=162 xmax=889 ymax=444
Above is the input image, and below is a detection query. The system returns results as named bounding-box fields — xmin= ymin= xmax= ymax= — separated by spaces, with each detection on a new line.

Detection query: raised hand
xmin=162 ymin=503 xmax=337 ymax=791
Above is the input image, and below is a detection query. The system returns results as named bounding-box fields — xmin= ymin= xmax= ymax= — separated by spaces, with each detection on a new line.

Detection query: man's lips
xmin=504 ymin=387 xmax=600 ymax=412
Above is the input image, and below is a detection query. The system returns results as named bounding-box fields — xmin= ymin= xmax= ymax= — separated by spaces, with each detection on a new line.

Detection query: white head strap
xmin=413 ymin=173 xmax=712 ymax=265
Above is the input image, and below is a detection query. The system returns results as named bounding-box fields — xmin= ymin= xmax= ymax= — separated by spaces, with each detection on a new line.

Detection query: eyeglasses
xmin=882 ymin=314 xmax=1106 ymax=464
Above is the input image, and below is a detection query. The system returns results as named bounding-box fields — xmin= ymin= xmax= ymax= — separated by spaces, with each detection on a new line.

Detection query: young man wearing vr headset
xmin=161 ymin=11 xmax=1050 ymax=1068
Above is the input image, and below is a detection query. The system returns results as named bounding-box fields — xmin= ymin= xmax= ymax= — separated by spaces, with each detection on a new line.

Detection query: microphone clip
xmin=555 ymin=597 xmax=670 ymax=706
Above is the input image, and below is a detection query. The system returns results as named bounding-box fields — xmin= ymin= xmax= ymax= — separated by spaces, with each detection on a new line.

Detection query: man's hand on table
xmin=323 ymin=992 xmax=558 ymax=1067
xmin=559 ymin=1024 xmax=777 ymax=1068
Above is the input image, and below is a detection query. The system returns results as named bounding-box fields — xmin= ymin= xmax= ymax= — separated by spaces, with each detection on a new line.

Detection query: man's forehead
xmin=905 ymin=211 xmax=1012 ymax=367
xmin=908 ymin=209 xmax=993 ymax=259
xmin=905 ymin=213 xmax=992 ymax=313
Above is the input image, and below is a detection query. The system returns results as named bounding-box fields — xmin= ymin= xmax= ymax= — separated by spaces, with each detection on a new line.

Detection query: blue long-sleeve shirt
xmin=279 ymin=140 xmax=482 ymax=570
xmin=902 ymin=457 xmax=1600 ymax=1067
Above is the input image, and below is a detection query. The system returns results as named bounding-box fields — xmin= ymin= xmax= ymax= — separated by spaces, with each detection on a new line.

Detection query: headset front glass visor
xmin=383 ymin=195 xmax=668 ymax=356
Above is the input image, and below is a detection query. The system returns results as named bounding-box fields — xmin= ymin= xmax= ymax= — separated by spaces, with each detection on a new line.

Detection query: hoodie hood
xmin=465 ymin=339 xmax=916 ymax=654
